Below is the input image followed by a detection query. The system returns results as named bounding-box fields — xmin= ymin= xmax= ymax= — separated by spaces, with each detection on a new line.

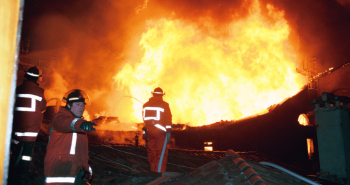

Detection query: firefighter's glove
xmin=166 ymin=132 xmax=171 ymax=143
xmin=80 ymin=122 xmax=97 ymax=132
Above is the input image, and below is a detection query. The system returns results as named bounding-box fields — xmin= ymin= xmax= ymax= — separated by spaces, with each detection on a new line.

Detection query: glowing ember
xmin=115 ymin=0 xmax=305 ymax=126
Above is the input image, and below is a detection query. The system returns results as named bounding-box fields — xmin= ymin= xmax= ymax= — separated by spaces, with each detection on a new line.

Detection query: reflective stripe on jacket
xmin=44 ymin=108 xmax=90 ymax=180
xmin=12 ymin=80 xmax=46 ymax=142
xmin=142 ymin=96 xmax=172 ymax=133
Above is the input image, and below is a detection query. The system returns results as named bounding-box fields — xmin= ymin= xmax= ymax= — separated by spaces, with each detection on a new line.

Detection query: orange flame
xmin=115 ymin=0 xmax=305 ymax=126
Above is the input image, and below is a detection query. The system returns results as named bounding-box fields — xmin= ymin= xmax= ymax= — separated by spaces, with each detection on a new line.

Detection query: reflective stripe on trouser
xmin=18 ymin=142 xmax=34 ymax=169
xmin=45 ymin=177 xmax=75 ymax=183
xmin=10 ymin=141 xmax=34 ymax=169
xmin=8 ymin=141 xmax=35 ymax=184
xmin=146 ymin=132 xmax=168 ymax=173
xmin=22 ymin=155 xmax=32 ymax=161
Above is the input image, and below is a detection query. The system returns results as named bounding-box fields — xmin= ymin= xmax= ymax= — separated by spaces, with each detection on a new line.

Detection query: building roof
xmin=25 ymin=141 xmax=342 ymax=185
xmin=30 ymin=100 xmax=342 ymax=185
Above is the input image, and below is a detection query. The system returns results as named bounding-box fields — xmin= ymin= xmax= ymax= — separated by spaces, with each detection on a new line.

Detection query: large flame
xmin=115 ymin=0 xmax=305 ymax=126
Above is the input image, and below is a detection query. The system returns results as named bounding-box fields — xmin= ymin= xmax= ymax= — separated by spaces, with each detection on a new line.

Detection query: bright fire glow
xmin=83 ymin=110 xmax=91 ymax=121
xmin=204 ymin=146 xmax=213 ymax=151
xmin=298 ymin=114 xmax=309 ymax=126
xmin=307 ymin=138 xmax=314 ymax=160
xmin=115 ymin=0 xmax=305 ymax=126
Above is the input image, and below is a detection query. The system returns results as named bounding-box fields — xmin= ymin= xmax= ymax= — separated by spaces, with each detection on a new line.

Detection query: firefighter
xmin=142 ymin=87 xmax=172 ymax=173
xmin=44 ymin=89 xmax=97 ymax=185
xmin=9 ymin=66 xmax=47 ymax=184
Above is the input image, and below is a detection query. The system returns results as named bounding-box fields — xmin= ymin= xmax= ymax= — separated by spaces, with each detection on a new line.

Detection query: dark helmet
xmin=62 ymin=89 xmax=91 ymax=106
xmin=24 ymin=66 xmax=42 ymax=80
xmin=152 ymin=87 xmax=165 ymax=96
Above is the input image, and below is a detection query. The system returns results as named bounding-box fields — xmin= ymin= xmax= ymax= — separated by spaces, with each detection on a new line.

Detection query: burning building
xmin=1 ymin=0 xmax=350 ymax=184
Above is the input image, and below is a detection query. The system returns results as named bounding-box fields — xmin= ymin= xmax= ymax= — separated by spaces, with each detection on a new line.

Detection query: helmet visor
xmin=62 ymin=89 xmax=91 ymax=106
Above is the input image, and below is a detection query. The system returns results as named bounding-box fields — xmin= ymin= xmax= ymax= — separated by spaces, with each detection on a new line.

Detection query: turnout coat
xmin=13 ymin=80 xmax=46 ymax=142
xmin=44 ymin=108 xmax=90 ymax=184
xmin=142 ymin=96 xmax=172 ymax=173
xmin=142 ymin=96 xmax=172 ymax=133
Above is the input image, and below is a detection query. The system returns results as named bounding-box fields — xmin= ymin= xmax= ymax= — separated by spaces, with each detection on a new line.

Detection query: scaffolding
xmin=296 ymin=57 xmax=318 ymax=100
xmin=297 ymin=57 xmax=318 ymax=90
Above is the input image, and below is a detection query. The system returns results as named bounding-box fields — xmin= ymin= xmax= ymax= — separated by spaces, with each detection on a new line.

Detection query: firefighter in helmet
xmin=142 ymin=87 xmax=172 ymax=173
xmin=9 ymin=66 xmax=47 ymax=184
xmin=44 ymin=89 xmax=97 ymax=184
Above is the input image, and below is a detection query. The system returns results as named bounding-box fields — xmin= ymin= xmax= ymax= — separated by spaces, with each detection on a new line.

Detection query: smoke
xmin=21 ymin=0 xmax=145 ymax=122
xmin=336 ymin=0 xmax=350 ymax=10
xmin=21 ymin=0 xmax=350 ymax=125
xmin=258 ymin=0 xmax=350 ymax=71
xmin=42 ymin=71 xmax=68 ymax=102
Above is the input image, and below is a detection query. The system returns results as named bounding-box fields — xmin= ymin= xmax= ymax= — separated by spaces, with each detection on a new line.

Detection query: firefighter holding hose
xmin=142 ymin=87 xmax=172 ymax=173
xmin=9 ymin=66 xmax=47 ymax=184
xmin=44 ymin=89 xmax=97 ymax=184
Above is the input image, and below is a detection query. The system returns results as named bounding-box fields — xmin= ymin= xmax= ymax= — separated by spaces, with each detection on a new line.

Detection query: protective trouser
xmin=8 ymin=141 xmax=35 ymax=184
xmin=147 ymin=131 xmax=169 ymax=173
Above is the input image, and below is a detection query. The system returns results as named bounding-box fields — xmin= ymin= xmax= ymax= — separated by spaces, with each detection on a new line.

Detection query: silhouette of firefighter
xmin=44 ymin=89 xmax=97 ymax=184
xmin=9 ymin=66 xmax=47 ymax=184
xmin=142 ymin=87 xmax=172 ymax=173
